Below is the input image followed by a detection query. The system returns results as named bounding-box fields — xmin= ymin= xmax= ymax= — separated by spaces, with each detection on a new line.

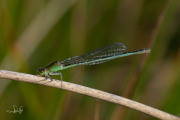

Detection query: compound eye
xmin=37 ymin=68 xmax=45 ymax=76
xmin=38 ymin=68 xmax=44 ymax=72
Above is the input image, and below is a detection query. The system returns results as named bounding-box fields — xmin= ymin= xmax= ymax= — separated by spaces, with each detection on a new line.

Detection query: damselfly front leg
xmin=49 ymin=72 xmax=63 ymax=87
xmin=49 ymin=72 xmax=63 ymax=80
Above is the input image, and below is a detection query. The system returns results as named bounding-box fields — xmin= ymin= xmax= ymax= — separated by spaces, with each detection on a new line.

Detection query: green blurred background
xmin=0 ymin=0 xmax=180 ymax=119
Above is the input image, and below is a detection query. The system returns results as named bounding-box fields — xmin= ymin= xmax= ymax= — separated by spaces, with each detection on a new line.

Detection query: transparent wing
xmin=60 ymin=42 xmax=126 ymax=66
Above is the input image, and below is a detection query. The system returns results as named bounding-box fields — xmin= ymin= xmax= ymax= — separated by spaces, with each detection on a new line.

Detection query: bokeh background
xmin=0 ymin=0 xmax=180 ymax=120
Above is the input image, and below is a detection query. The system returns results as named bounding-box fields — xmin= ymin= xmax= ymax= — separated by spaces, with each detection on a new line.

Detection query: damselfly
xmin=37 ymin=42 xmax=150 ymax=80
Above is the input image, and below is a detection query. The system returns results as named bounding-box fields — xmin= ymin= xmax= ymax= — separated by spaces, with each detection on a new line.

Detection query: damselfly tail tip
xmin=144 ymin=48 xmax=151 ymax=53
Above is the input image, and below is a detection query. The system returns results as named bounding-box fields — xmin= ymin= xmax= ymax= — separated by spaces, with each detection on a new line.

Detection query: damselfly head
xmin=37 ymin=68 xmax=45 ymax=76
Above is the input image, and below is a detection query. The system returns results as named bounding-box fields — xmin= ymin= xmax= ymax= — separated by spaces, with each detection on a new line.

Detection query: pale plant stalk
xmin=0 ymin=70 xmax=179 ymax=120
